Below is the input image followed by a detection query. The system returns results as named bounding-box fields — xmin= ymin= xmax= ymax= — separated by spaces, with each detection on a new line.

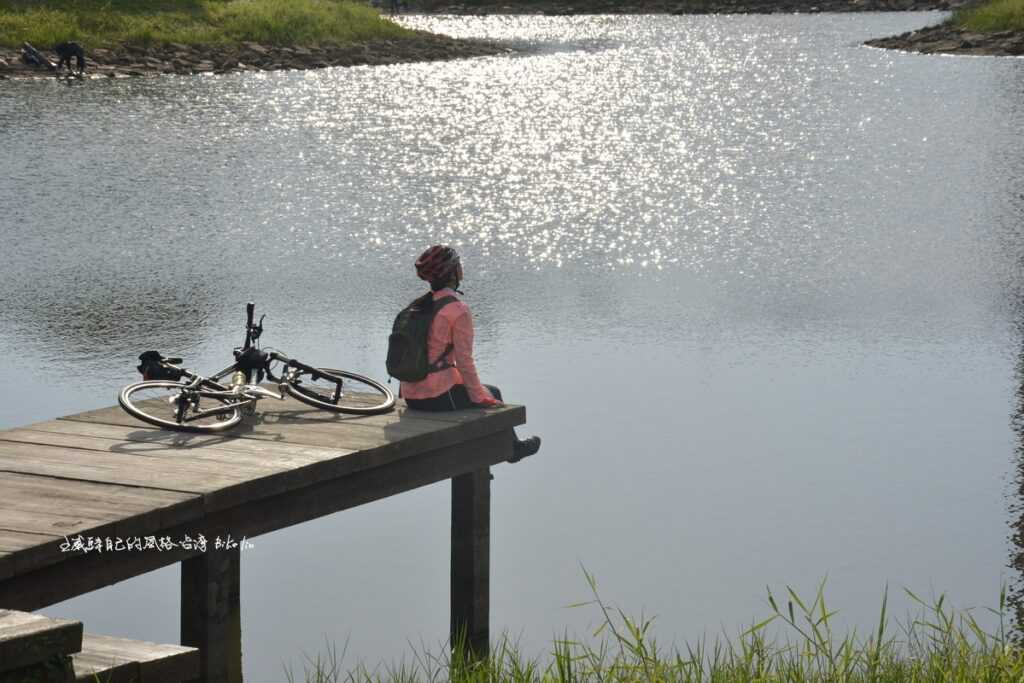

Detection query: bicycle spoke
xmin=120 ymin=382 xmax=242 ymax=431
xmin=285 ymin=367 xmax=394 ymax=414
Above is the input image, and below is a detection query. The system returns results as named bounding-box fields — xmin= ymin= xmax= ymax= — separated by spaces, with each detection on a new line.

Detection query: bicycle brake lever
xmin=251 ymin=315 xmax=265 ymax=341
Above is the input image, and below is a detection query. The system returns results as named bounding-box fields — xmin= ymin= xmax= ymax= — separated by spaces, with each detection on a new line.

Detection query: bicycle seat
xmin=138 ymin=351 xmax=182 ymax=365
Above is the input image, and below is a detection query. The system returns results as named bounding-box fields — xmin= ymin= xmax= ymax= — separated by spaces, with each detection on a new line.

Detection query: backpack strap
xmin=426 ymin=296 xmax=459 ymax=374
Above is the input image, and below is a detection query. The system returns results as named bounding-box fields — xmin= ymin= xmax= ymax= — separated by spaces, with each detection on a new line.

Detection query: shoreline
xmin=402 ymin=0 xmax=1024 ymax=55
xmin=0 ymin=33 xmax=512 ymax=80
xmin=2 ymin=1 xmax=1018 ymax=79
xmin=865 ymin=21 xmax=1024 ymax=54
xmin=404 ymin=0 xmax=962 ymax=13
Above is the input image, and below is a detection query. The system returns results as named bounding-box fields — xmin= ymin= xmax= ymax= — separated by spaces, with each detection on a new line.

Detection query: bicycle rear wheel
xmin=118 ymin=380 xmax=243 ymax=432
xmin=284 ymin=367 xmax=395 ymax=415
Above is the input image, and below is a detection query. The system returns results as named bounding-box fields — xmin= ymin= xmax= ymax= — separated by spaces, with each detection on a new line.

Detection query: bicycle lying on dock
xmin=118 ymin=303 xmax=395 ymax=432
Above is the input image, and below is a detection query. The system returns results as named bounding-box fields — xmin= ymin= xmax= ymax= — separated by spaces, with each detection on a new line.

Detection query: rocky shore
xmin=865 ymin=21 xmax=1024 ymax=54
xmin=0 ymin=33 xmax=512 ymax=80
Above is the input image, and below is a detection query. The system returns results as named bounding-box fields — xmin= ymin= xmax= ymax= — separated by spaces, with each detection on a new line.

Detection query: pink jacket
xmin=399 ymin=288 xmax=493 ymax=403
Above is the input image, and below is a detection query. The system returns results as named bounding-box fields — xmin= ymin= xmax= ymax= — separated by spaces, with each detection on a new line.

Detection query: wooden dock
xmin=0 ymin=608 xmax=200 ymax=682
xmin=0 ymin=393 xmax=526 ymax=682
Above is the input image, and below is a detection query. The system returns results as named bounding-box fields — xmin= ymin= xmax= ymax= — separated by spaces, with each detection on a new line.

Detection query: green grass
xmin=0 ymin=0 xmax=415 ymax=48
xmin=953 ymin=0 xmax=1024 ymax=32
xmin=286 ymin=573 xmax=1024 ymax=683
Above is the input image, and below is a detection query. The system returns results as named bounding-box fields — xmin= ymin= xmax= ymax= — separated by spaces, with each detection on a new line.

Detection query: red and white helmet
xmin=415 ymin=245 xmax=462 ymax=283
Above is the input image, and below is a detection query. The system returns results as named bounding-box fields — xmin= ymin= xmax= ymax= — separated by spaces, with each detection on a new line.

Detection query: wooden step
xmin=0 ymin=609 xmax=82 ymax=672
xmin=72 ymin=633 xmax=199 ymax=683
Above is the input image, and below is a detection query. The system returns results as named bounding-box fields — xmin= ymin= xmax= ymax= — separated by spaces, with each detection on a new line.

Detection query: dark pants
xmin=405 ymin=384 xmax=502 ymax=412
xmin=407 ymin=384 xmax=532 ymax=458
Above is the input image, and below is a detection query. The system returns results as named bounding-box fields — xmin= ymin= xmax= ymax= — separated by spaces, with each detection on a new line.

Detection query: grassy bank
xmin=954 ymin=0 xmax=1024 ymax=31
xmin=289 ymin=578 xmax=1024 ymax=683
xmin=0 ymin=0 xmax=414 ymax=48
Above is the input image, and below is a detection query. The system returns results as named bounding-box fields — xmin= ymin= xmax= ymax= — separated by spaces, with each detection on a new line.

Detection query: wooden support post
xmin=181 ymin=547 xmax=242 ymax=683
xmin=450 ymin=467 xmax=490 ymax=659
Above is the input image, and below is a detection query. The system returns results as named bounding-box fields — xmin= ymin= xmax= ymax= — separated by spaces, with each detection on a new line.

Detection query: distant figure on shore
xmin=54 ymin=41 xmax=85 ymax=74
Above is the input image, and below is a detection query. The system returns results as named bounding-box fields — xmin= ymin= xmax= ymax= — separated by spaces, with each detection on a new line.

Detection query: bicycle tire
xmin=284 ymin=367 xmax=395 ymax=415
xmin=118 ymin=380 xmax=244 ymax=432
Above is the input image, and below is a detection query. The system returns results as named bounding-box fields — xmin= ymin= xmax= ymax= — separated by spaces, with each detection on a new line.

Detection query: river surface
xmin=3 ymin=10 xmax=1024 ymax=678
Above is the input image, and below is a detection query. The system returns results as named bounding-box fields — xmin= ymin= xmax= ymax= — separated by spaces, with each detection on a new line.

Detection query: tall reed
xmin=286 ymin=571 xmax=1024 ymax=682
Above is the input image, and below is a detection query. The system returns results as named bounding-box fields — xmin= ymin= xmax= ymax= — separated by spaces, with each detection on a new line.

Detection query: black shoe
xmin=510 ymin=436 xmax=541 ymax=463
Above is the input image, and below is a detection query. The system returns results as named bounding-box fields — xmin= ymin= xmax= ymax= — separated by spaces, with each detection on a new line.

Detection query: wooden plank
xmin=0 ymin=427 xmax=346 ymax=474
xmin=182 ymin=548 xmax=241 ymax=683
xmin=0 ymin=426 xmax=415 ymax=517
xmin=0 ymin=608 xmax=41 ymax=628
xmin=75 ymin=633 xmax=199 ymax=683
xmin=0 ymin=472 xmax=199 ymax=524
xmin=254 ymin=414 xmax=456 ymax=444
xmin=273 ymin=393 xmax=522 ymax=426
xmin=0 ymin=473 xmax=202 ymax=578
xmin=0 ymin=441 xmax=299 ymax=512
xmin=56 ymin=401 xmax=525 ymax=487
xmin=450 ymin=468 xmax=490 ymax=659
xmin=59 ymin=404 xmax=475 ymax=455
xmin=263 ymin=406 xmax=492 ymax=437
xmin=1 ymin=540 xmax=197 ymax=612
xmin=0 ymin=391 xmax=524 ymax=609
xmin=0 ymin=610 xmax=82 ymax=672
xmin=13 ymin=419 xmax=354 ymax=462
xmin=0 ymin=530 xmax=63 ymax=579
xmin=59 ymin=405 xmax=480 ymax=451
xmin=0 ymin=529 xmax=63 ymax=553
xmin=231 ymin=401 xmax=522 ymax=461
xmin=72 ymin=650 xmax=139 ymax=682
xmin=0 ymin=436 xmax=373 ymax=515
xmin=0 ymin=441 xmax=262 ymax=491
xmin=62 ymin=398 xmax=525 ymax=437
xmin=393 ymin=401 xmax=522 ymax=423
xmin=0 ymin=429 xmax=514 ymax=611
xmin=271 ymin=393 xmax=523 ymax=429
xmin=0 ymin=411 xmax=517 ymax=573
xmin=270 ymin=393 xmax=519 ymax=425
xmin=0 ymin=507 xmax=122 ymax=537
xmin=55 ymin=393 xmax=515 ymax=427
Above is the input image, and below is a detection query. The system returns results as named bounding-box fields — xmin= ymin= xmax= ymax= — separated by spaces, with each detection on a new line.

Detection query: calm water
xmin=3 ymin=10 xmax=1024 ymax=677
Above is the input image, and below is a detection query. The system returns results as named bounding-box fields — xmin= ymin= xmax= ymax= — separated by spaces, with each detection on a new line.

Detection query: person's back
xmin=399 ymin=287 xmax=495 ymax=409
xmin=400 ymin=245 xmax=540 ymax=461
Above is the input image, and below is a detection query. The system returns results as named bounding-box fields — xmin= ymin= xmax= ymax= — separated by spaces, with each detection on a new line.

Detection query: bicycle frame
xmin=167 ymin=370 xmax=281 ymax=422
xmin=120 ymin=301 xmax=395 ymax=431
xmin=152 ymin=303 xmax=347 ymax=423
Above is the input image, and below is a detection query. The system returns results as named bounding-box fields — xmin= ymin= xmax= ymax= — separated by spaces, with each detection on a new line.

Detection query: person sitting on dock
xmin=400 ymin=245 xmax=541 ymax=462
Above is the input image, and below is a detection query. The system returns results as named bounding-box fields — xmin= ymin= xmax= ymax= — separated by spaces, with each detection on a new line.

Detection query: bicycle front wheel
xmin=118 ymin=380 xmax=243 ymax=432
xmin=284 ymin=367 xmax=395 ymax=415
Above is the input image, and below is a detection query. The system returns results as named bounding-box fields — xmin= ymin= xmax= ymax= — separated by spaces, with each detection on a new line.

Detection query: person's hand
xmin=474 ymin=396 xmax=504 ymax=408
